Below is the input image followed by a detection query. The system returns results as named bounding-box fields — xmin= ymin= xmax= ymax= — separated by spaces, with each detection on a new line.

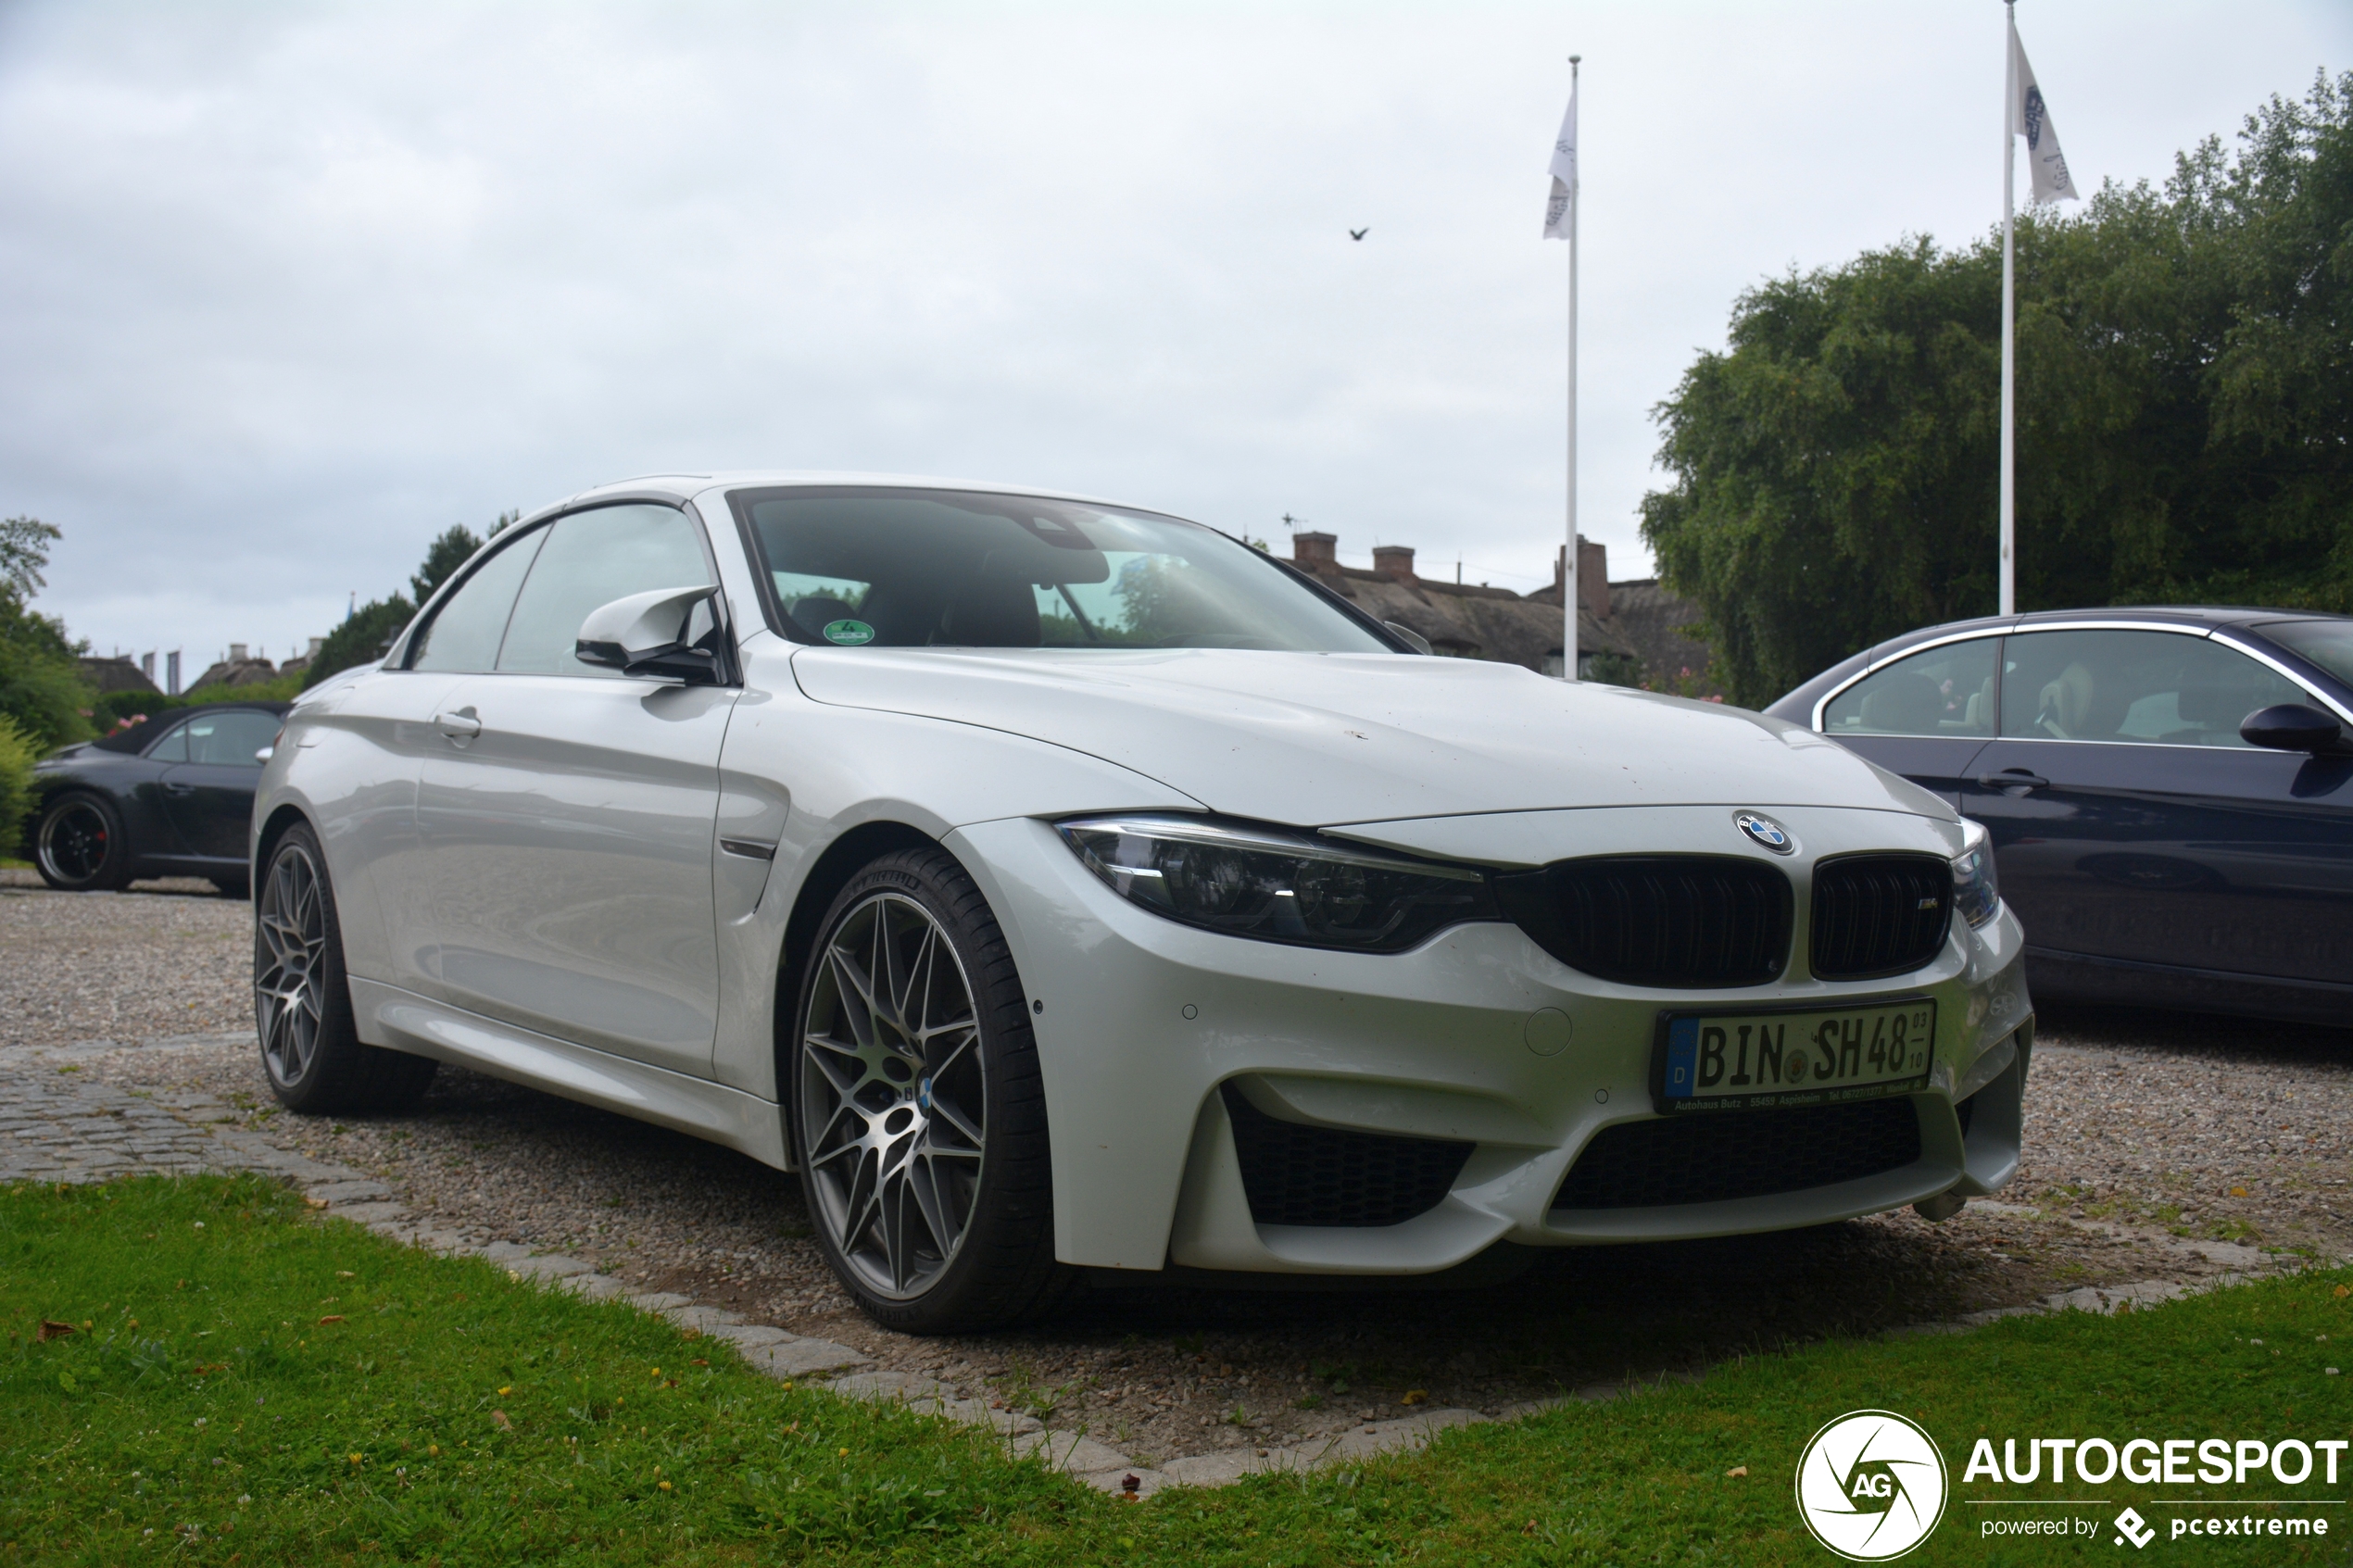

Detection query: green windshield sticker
xmin=823 ymin=619 xmax=875 ymax=646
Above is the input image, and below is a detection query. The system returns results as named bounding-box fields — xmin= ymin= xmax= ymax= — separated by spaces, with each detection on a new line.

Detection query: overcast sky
xmin=3 ymin=1 xmax=2347 ymax=673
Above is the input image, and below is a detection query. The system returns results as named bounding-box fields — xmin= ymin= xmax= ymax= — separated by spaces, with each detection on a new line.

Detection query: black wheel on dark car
xmin=33 ymin=792 xmax=133 ymax=892
xmin=255 ymin=824 xmax=437 ymax=1115
xmin=791 ymin=847 xmax=1068 ymax=1334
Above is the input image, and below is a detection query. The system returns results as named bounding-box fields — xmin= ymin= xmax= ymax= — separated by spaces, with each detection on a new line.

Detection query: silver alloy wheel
xmin=255 ymin=841 xmax=329 ymax=1087
xmin=799 ymin=891 xmax=988 ymax=1299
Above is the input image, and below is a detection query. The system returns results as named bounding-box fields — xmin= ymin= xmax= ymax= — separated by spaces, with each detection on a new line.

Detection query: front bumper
xmin=949 ymin=806 xmax=2032 ymax=1275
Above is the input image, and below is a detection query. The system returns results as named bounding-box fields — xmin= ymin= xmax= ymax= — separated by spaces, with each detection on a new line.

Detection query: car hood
xmin=789 ymin=647 xmax=1945 ymax=826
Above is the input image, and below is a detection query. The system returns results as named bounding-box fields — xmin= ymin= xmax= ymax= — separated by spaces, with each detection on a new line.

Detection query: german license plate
xmin=1652 ymin=998 xmax=1936 ymax=1112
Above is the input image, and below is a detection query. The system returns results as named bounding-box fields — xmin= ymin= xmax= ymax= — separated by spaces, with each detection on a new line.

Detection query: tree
xmin=1641 ymin=72 xmax=2353 ymax=708
xmin=301 ymin=596 xmax=414 ymax=688
xmin=409 ymin=525 xmax=484 ymax=604
xmin=304 ymin=513 xmax=514 ymax=689
xmin=0 ymin=516 xmax=58 ymax=600
xmin=0 ymin=516 xmax=93 ymax=751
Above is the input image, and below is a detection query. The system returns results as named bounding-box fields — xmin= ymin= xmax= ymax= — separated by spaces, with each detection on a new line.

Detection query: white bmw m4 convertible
xmin=252 ymin=473 xmax=2032 ymax=1332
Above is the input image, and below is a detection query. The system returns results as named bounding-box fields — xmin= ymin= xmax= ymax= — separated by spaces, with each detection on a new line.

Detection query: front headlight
xmin=1952 ymin=819 xmax=2000 ymax=927
xmin=1057 ymin=815 xmax=1497 ymax=952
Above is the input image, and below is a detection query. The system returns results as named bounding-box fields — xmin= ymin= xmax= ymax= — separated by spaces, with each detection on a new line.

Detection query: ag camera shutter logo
xmin=1794 ymin=1411 xmax=1947 ymax=1561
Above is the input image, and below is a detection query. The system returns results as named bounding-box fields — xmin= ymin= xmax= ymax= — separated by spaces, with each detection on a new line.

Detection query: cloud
xmin=2 ymin=0 xmax=2346 ymax=667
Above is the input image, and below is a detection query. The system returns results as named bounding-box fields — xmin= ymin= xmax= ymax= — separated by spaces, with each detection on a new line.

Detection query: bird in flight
xmin=1348 ymin=228 xmax=1368 ymax=241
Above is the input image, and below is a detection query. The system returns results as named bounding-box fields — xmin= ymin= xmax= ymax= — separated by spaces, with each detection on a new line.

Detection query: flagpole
xmin=1999 ymin=2 xmax=2017 ymax=618
xmin=1564 ymin=53 xmax=1580 ymax=682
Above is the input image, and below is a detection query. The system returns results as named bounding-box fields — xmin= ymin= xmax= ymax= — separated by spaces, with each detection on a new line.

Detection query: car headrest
xmin=2038 ymin=663 xmax=2096 ymax=736
xmin=1963 ymin=678 xmax=1993 ymax=728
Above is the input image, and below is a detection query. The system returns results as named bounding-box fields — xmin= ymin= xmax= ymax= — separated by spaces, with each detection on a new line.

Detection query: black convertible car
xmin=26 ymin=701 xmax=289 ymax=897
xmin=1768 ymin=608 xmax=2353 ymax=1025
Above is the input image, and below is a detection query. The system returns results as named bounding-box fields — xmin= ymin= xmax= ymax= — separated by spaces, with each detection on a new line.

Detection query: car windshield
xmin=731 ymin=486 xmax=1390 ymax=653
xmin=2256 ymin=619 xmax=2353 ymax=690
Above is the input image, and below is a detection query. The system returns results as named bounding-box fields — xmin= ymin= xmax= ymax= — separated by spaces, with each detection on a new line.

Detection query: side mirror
xmin=2240 ymin=702 xmax=2345 ymax=754
xmin=576 ymin=585 xmax=725 ymax=684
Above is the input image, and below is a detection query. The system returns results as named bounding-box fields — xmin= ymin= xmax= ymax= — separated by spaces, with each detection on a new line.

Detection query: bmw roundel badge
xmin=1734 ymin=810 xmax=1795 ymax=854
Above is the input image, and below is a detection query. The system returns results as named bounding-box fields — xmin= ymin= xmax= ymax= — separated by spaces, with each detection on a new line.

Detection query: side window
xmin=410 ymin=528 xmax=547 ymax=673
xmin=2000 ymin=630 xmax=2310 ymax=746
xmin=145 ymin=722 xmax=190 ymax=763
xmin=183 ymin=710 xmax=283 ymax=766
xmin=497 ymin=505 xmax=713 ymax=677
xmin=1821 ymin=638 xmax=1998 ymax=737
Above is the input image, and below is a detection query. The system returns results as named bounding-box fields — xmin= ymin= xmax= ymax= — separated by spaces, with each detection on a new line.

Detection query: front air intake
xmin=1220 ymin=1085 xmax=1470 ymax=1228
xmin=1810 ymin=854 xmax=1952 ymax=980
xmin=1492 ymin=856 xmax=1793 ymax=988
xmin=1552 ymin=1097 xmax=1922 ymax=1210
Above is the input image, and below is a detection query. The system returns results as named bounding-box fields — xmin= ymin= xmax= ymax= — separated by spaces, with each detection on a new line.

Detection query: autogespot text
xmin=1965 ymin=1435 xmax=2343 ymax=1547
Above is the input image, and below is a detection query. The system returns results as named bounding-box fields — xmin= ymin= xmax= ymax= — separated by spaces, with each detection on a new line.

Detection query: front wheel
xmin=791 ymin=847 xmax=1067 ymax=1334
xmin=255 ymin=824 xmax=437 ymax=1114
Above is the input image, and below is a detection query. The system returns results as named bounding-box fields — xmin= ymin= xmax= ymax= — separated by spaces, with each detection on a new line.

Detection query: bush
xmin=0 ymin=713 xmax=36 ymax=861
xmin=1584 ymin=651 xmax=1646 ymax=688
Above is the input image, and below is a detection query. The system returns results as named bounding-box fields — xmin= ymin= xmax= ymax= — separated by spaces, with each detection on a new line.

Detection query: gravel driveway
xmin=6 ymin=871 xmax=2347 ymax=1465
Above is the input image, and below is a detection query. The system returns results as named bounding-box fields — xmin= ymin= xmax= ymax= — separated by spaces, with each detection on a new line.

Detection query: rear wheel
xmin=792 ymin=847 xmax=1068 ymax=1333
xmin=255 ymin=824 xmax=437 ymax=1114
xmin=33 ymin=793 xmax=133 ymax=892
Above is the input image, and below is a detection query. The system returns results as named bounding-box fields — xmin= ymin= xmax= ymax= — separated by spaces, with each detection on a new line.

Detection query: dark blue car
xmin=1768 ymin=608 xmax=2353 ymax=1025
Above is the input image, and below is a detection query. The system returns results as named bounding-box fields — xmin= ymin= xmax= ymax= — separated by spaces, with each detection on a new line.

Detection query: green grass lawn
xmin=3 ymin=1174 xmax=2347 ymax=1565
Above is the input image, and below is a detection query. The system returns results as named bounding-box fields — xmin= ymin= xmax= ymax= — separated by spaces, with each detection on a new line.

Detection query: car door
xmin=156 ymin=709 xmax=282 ymax=860
xmin=1959 ymin=626 xmax=2353 ymax=985
xmin=415 ymin=502 xmax=737 ymax=1077
xmin=1813 ymin=634 xmax=2001 ymax=807
xmin=321 ymin=527 xmax=549 ymax=995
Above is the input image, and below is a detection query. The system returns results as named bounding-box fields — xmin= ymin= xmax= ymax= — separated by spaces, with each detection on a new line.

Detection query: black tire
xmin=254 ymin=824 xmax=437 ymax=1115
xmin=33 ymin=792 xmax=134 ymax=892
xmin=790 ymin=847 xmax=1070 ymax=1334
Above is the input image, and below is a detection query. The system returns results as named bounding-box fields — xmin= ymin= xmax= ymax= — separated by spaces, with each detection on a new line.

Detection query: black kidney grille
xmin=1551 ymin=1097 xmax=1922 ymax=1210
xmin=1811 ymin=854 xmax=1952 ymax=979
xmin=1492 ymin=856 xmax=1793 ymax=988
xmin=1221 ymin=1085 xmax=1471 ymax=1228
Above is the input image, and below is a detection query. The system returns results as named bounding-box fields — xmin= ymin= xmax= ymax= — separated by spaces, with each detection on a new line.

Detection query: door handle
xmin=163 ymin=781 xmax=195 ymax=797
xmin=1976 ymin=770 xmax=2049 ymax=794
xmin=434 ymin=709 xmax=482 ymax=739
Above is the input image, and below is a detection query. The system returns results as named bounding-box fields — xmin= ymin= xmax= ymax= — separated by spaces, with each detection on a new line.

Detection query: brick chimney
xmin=1552 ymin=538 xmax=1612 ymax=619
xmin=229 ymin=642 xmax=248 ymax=662
xmin=1292 ymin=531 xmax=1339 ymax=574
xmin=1371 ymin=545 xmax=1416 ymax=583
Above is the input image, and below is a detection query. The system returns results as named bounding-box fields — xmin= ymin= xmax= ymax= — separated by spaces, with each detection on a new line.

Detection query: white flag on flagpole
xmin=1542 ymin=83 xmax=1578 ymax=238
xmin=2008 ymin=26 xmax=2079 ymax=204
